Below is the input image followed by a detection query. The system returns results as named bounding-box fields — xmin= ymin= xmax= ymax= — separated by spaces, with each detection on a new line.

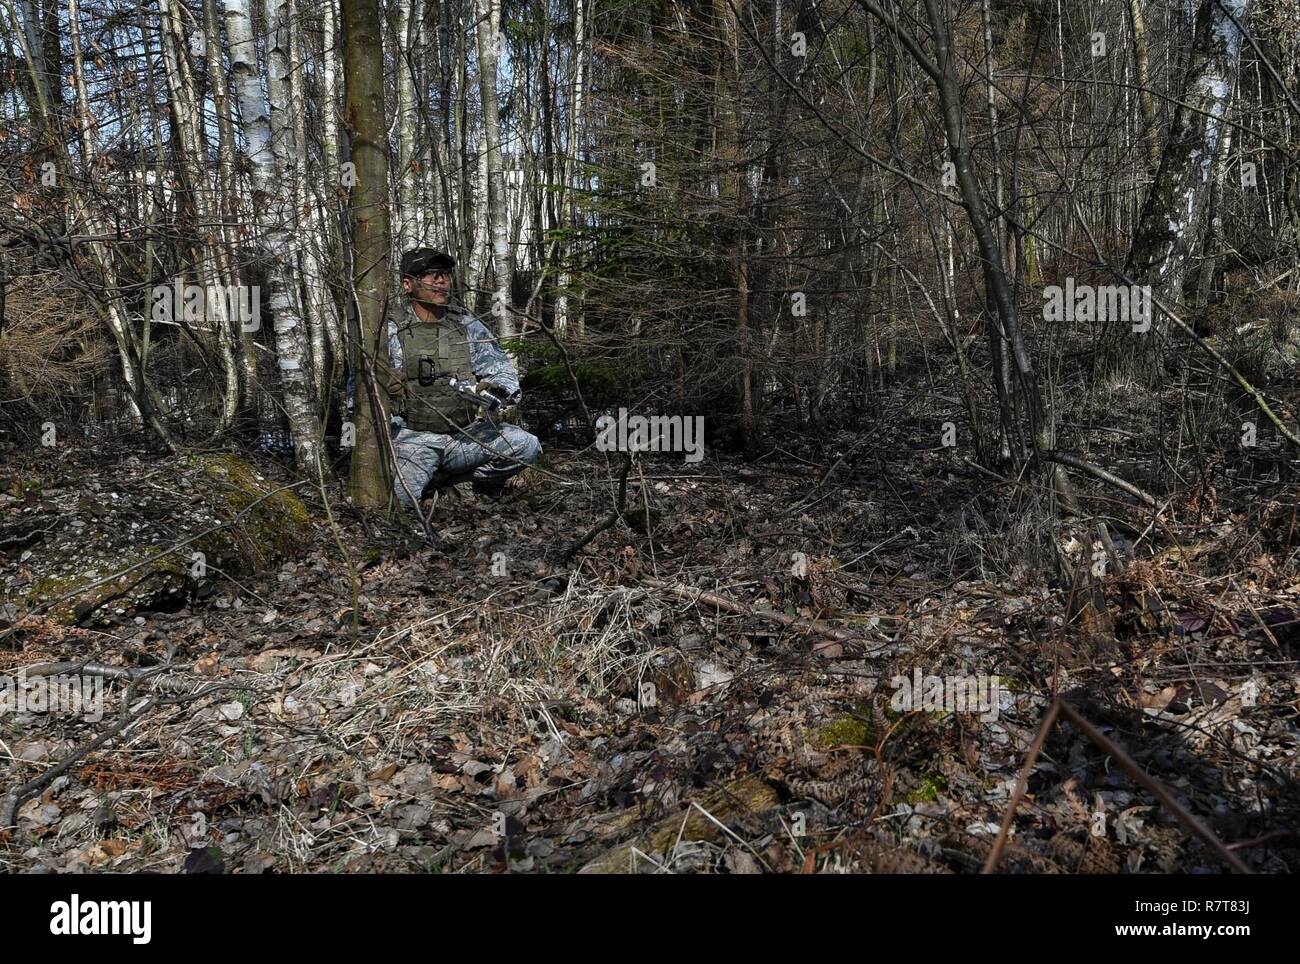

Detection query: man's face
xmin=402 ymin=268 xmax=452 ymax=311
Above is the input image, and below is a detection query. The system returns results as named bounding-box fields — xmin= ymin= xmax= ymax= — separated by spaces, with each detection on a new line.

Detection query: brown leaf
xmin=1139 ymin=685 xmax=1188 ymax=711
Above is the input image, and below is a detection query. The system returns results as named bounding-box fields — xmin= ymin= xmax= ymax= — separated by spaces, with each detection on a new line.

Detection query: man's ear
xmin=400 ymin=277 xmax=412 ymax=295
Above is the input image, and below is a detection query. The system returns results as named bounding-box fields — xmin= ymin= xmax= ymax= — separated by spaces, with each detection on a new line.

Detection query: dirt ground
xmin=2 ymin=417 xmax=1298 ymax=873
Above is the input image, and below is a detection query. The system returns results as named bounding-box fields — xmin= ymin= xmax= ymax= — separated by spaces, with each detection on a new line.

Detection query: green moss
xmin=814 ymin=716 xmax=874 ymax=749
xmin=191 ymin=454 xmax=311 ymax=566
xmin=26 ymin=544 xmax=189 ymax=624
xmin=906 ymin=774 xmax=948 ymax=804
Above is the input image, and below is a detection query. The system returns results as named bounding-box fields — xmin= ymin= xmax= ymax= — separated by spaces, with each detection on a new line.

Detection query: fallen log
xmin=578 ymin=774 xmax=779 ymax=874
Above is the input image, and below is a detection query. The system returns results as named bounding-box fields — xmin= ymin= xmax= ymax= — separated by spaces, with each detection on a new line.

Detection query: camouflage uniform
xmin=380 ymin=304 xmax=540 ymax=507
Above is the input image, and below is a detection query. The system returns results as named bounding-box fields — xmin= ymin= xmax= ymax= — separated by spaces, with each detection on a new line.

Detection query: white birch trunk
xmin=283 ymin=0 xmax=331 ymax=403
xmin=555 ymin=0 xmax=587 ymax=338
xmin=223 ymin=0 xmax=321 ymax=469
xmin=474 ymin=0 xmax=514 ymax=342
xmin=394 ymin=0 xmax=422 ymax=249
xmin=202 ymin=0 xmax=256 ymax=414
xmin=1127 ymin=0 xmax=1250 ymax=304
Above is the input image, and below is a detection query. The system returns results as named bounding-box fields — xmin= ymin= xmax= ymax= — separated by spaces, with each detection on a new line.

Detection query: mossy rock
xmin=190 ymin=454 xmax=311 ymax=568
xmin=14 ymin=454 xmax=312 ymax=625
xmin=578 ymin=775 xmax=778 ymax=874
xmin=27 ymin=544 xmax=191 ymax=624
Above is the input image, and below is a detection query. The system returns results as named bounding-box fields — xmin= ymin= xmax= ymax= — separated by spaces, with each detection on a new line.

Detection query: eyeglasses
xmin=416 ymin=269 xmax=452 ymax=281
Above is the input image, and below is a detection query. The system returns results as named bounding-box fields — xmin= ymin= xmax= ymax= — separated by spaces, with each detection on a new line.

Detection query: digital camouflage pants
xmin=391 ymin=417 xmax=541 ymax=507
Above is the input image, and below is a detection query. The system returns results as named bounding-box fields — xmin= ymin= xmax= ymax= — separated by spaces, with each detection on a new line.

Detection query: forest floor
xmin=2 ymin=407 xmax=1299 ymax=873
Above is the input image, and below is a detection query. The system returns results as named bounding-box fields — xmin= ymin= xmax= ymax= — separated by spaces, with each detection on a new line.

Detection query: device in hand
xmin=449 ymin=377 xmax=503 ymax=412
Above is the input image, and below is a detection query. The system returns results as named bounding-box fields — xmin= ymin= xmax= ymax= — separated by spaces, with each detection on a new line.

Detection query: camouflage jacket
xmin=378 ymin=304 xmax=521 ymax=428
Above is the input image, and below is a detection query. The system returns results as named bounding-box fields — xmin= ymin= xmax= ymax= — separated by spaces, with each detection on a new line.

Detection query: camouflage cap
xmin=400 ymin=247 xmax=456 ymax=278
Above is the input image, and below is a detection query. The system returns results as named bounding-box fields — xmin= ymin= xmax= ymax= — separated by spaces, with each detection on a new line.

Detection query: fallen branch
xmin=1 ymin=684 xmax=159 ymax=829
xmin=564 ymin=450 xmax=634 ymax=558
xmin=11 ymin=661 xmax=148 ymax=681
xmin=1054 ymin=699 xmax=1251 ymax=873
xmin=643 ymin=577 xmax=894 ymax=654
xmin=983 ymin=697 xmax=1251 ymax=874
xmin=982 ymin=700 xmax=1060 ymax=873
xmin=1043 ymin=450 xmax=1157 ymax=507
xmin=0 ymin=674 xmax=239 ymax=828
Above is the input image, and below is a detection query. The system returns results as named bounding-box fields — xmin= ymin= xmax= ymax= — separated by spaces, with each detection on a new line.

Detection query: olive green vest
xmin=396 ymin=314 xmax=477 ymax=432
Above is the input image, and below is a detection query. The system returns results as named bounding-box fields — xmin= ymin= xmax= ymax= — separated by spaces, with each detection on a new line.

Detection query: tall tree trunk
xmin=202 ymin=0 xmax=257 ymax=417
xmin=475 ymin=0 xmax=514 ymax=339
xmin=223 ymin=0 xmax=321 ymax=470
xmin=1127 ymin=0 xmax=1249 ymax=306
xmin=283 ymin=0 xmax=331 ymax=405
xmin=7 ymin=0 xmax=53 ymax=123
xmin=318 ymin=0 xmax=348 ymax=369
xmin=1195 ymin=89 xmax=1235 ymax=315
xmin=157 ymin=0 xmax=240 ymax=430
xmin=554 ymin=0 xmax=587 ymax=339
xmin=1126 ymin=0 xmax=1162 ymax=176
xmin=342 ymin=0 xmax=393 ymax=505
xmin=394 ymin=0 xmax=421 ymax=250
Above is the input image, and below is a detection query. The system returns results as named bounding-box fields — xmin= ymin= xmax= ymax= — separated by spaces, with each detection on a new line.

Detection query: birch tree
xmin=156 ymin=0 xmax=240 ymax=428
xmin=393 ymin=0 xmax=422 ymax=251
xmin=223 ymin=0 xmax=321 ymax=469
xmin=554 ymin=0 xmax=587 ymax=338
xmin=475 ymin=0 xmax=514 ymax=339
xmin=1127 ymin=0 xmax=1250 ymax=304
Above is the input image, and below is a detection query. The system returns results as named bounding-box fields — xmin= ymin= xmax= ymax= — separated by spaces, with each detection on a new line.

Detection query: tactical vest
xmin=396 ymin=314 xmax=478 ymax=432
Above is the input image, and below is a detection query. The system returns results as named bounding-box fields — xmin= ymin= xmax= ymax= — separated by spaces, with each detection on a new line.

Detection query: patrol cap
xmin=401 ymin=247 xmax=456 ymax=278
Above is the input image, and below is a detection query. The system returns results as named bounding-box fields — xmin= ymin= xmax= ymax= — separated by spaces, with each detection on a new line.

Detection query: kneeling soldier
xmin=378 ymin=247 xmax=541 ymax=507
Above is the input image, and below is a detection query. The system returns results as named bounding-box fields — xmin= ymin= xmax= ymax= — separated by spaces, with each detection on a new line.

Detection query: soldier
xmin=377 ymin=247 xmax=541 ymax=508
